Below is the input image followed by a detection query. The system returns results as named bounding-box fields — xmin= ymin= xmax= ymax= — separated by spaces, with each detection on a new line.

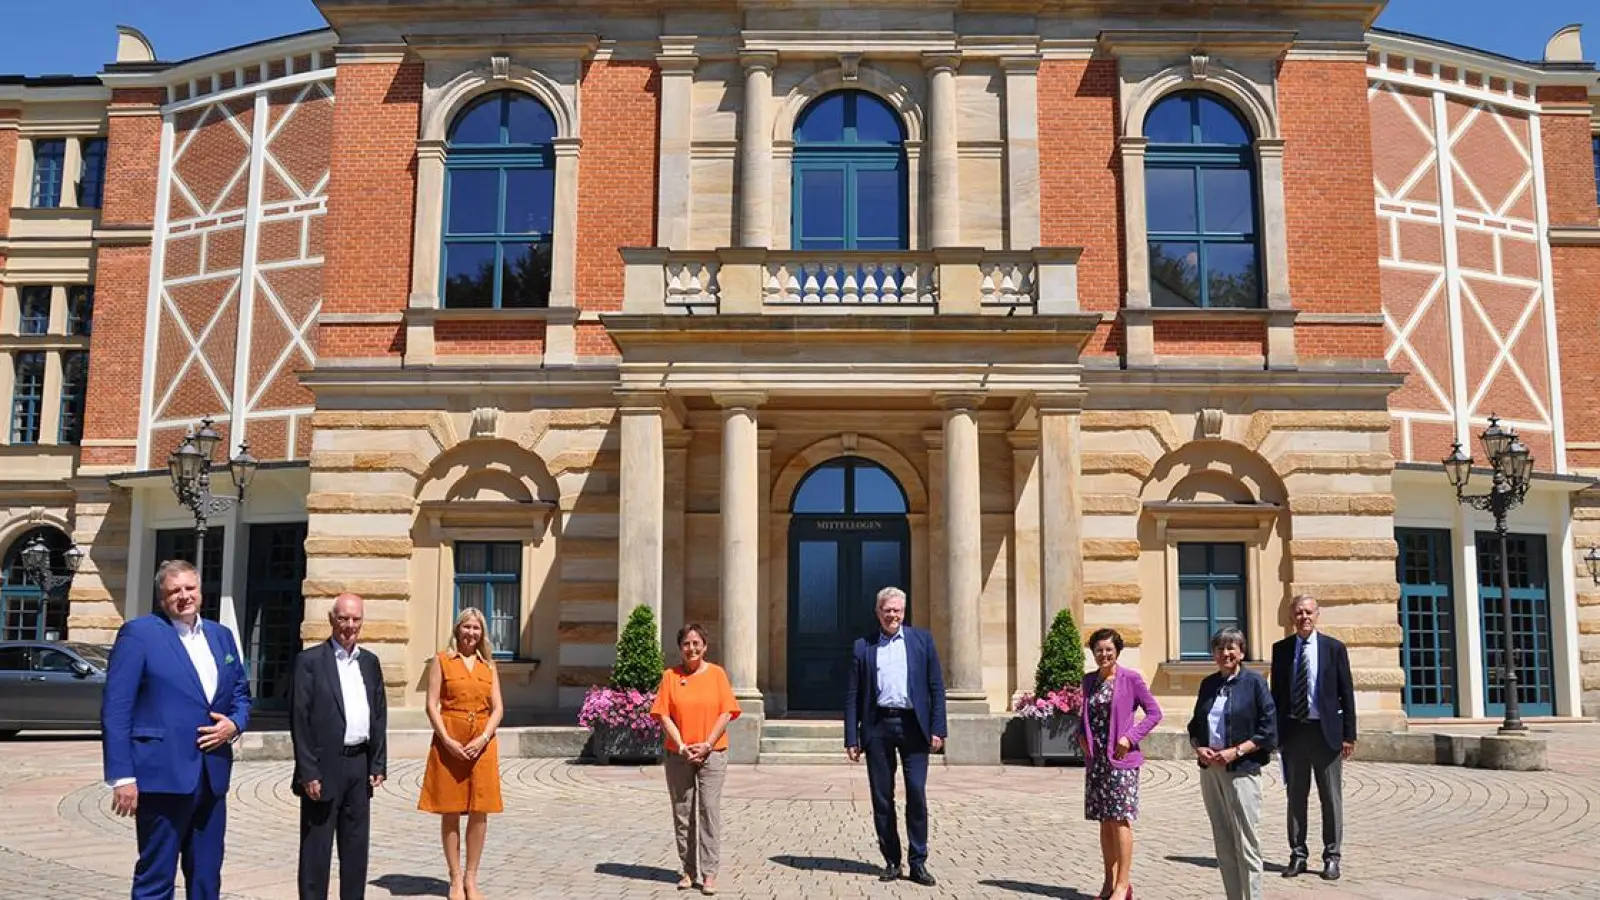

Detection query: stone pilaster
xmin=737 ymin=52 xmax=776 ymax=248
xmin=1008 ymin=431 xmax=1042 ymax=695
xmin=655 ymin=48 xmax=698 ymax=251
xmin=924 ymin=52 xmax=962 ymax=248
xmin=936 ymin=392 xmax=987 ymax=710
xmin=616 ymin=391 xmax=666 ymax=630
xmin=1038 ymin=394 xmax=1085 ymax=620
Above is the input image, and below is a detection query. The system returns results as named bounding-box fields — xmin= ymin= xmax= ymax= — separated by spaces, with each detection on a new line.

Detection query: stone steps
xmin=759 ymin=719 xmax=845 ymax=764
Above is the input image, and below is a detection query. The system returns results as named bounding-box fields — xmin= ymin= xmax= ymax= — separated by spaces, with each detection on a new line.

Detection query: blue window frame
xmin=78 ymin=138 xmax=107 ymax=209
xmin=454 ymin=541 xmax=520 ymax=659
xmin=441 ymin=91 xmax=557 ymax=309
xmin=792 ymin=91 xmax=908 ymax=251
xmin=1396 ymin=527 xmax=1458 ymax=717
xmin=1476 ymin=532 xmax=1554 ymax=717
xmin=10 ymin=352 xmax=45 ymax=444
xmin=18 ymin=287 xmax=51 ymax=335
xmin=1177 ymin=542 xmax=1247 ymax=659
xmin=67 ymin=286 xmax=93 ymax=336
xmin=31 ymin=140 xmax=66 ymax=208
xmin=58 ymin=351 xmax=87 ymax=445
xmin=1144 ymin=92 xmax=1260 ymax=308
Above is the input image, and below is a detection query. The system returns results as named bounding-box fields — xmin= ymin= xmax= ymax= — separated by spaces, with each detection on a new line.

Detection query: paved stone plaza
xmin=4 ymin=726 xmax=1600 ymax=900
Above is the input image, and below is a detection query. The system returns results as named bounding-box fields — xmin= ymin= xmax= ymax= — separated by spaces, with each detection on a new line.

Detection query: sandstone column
xmin=937 ymin=392 xmax=987 ymax=709
xmin=1009 ymin=431 xmax=1043 ymax=690
xmin=924 ymin=52 xmax=962 ymax=248
xmin=738 ymin=52 xmax=777 ymax=248
xmin=1038 ymin=394 xmax=1085 ymax=620
xmin=616 ymin=391 xmax=666 ymax=631
xmin=716 ymin=393 xmax=765 ymax=762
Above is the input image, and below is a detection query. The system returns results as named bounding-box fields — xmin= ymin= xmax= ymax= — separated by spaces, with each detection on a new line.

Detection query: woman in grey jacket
xmin=1186 ymin=627 xmax=1277 ymax=900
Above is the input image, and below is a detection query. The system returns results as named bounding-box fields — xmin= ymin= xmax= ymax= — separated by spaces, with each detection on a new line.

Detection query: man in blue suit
xmin=844 ymin=586 xmax=947 ymax=888
xmin=102 ymin=559 xmax=253 ymax=900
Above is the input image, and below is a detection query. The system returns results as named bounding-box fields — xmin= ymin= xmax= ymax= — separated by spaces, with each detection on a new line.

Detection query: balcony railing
xmin=621 ymin=247 xmax=1083 ymax=316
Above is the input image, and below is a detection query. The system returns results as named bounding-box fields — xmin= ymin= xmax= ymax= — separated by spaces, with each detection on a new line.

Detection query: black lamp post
xmin=1442 ymin=413 xmax=1534 ymax=734
xmin=1585 ymin=545 xmax=1600 ymax=586
xmin=14 ymin=532 xmax=83 ymax=641
xmin=166 ymin=417 xmax=259 ymax=585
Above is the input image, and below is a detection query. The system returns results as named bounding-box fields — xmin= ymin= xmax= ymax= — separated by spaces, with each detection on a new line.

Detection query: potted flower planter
xmin=1025 ymin=712 xmax=1085 ymax=766
xmin=590 ymin=721 xmax=664 ymax=765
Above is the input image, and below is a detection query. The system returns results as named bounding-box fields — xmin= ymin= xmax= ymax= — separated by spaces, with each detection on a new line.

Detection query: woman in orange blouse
xmin=650 ymin=623 xmax=741 ymax=896
xmin=419 ymin=608 xmax=505 ymax=900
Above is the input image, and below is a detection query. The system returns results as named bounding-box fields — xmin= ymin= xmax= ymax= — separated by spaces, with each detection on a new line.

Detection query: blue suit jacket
xmin=844 ymin=625 xmax=948 ymax=749
xmin=101 ymin=614 xmax=252 ymax=796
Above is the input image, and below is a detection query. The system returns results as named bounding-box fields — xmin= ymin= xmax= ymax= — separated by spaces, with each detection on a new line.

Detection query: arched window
xmin=791 ymin=456 xmax=908 ymax=515
xmin=1 ymin=527 xmax=73 ymax=641
xmin=1144 ymin=92 xmax=1260 ymax=308
xmin=441 ymin=91 xmax=557 ymax=309
xmin=792 ymin=91 xmax=907 ymax=251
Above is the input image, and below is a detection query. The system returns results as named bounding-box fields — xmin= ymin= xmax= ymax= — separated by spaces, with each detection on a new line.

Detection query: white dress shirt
xmin=1296 ymin=631 xmax=1321 ymax=721
xmin=333 ymin=641 xmax=372 ymax=746
xmin=176 ymin=618 xmax=219 ymax=704
xmin=1206 ymin=675 xmax=1237 ymax=750
xmin=874 ymin=629 xmax=910 ymax=709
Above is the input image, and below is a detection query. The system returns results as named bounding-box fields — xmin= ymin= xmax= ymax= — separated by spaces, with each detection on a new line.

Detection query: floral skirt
xmin=1084 ymin=753 xmax=1140 ymax=822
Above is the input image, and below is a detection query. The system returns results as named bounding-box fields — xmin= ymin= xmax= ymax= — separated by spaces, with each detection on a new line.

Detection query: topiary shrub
xmin=1033 ymin=607 xmax=1086 ymax=697
xmin=611 ymin=604 xmax=665 ymax=692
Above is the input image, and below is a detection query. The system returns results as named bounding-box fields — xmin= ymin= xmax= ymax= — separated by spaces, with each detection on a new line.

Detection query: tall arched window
xmin=1 ymin=527 xmax=73 ymax=640
xmin=1144 ymin=92 xmax=1260 ymax=308
xmin=792 ymin=91 xmax=907 ymax=250
xmin=441 ymin=91 xmax=557 ymax=309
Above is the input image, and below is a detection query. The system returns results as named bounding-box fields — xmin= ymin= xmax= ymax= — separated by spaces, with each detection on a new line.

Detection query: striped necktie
xmin=1292 ymin=638 xmax=1311 ymax=721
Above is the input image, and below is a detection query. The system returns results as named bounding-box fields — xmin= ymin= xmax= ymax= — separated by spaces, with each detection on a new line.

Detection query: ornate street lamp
xmin=166 ymin=416 xmax=258 ymax=580
xmin=1584 ymin=545 xmax=1600 ymax=586
xmin=1441 ymin=413 xmax=1534 ymax=734
xmin=17 ymin=532 xmax=83 ymax=596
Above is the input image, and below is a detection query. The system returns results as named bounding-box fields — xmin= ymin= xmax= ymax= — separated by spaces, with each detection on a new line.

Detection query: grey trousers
xmin=1200 ymin=765 xmax=1263 ymax=900
xmin=664 ymin=749 xmax=728 ymax=879
xmin=1283 ymin=721 xmax=1344 ymax=861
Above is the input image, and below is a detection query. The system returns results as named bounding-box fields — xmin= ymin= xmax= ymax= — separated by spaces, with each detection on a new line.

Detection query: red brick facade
xmin=575 ymin=60 xmax=658 ymax=336
xmin=319 ymin=60 xmax=421 ymax=359
xmin=1037 ymin=59 xmax=1122 ymax=357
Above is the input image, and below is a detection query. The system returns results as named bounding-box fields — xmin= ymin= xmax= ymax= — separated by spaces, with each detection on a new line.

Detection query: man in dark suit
xmin=102 ymin=559 xmax=253 ymax=900
xmin=291 ymin=593 xmax=388 ymax=900
xmin=844 ymin=586 xmax=947 ymax=888
xmin=1271 ymin=594 xmax=1357 ymax=882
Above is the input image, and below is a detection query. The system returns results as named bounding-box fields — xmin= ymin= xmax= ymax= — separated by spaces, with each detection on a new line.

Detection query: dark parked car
xmin=0 ymin=640 xmax=111 ymax=738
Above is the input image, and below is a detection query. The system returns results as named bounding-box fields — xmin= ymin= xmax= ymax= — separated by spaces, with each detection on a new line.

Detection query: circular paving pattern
xmin=4 ymin=730 xmax=1600 ymax=900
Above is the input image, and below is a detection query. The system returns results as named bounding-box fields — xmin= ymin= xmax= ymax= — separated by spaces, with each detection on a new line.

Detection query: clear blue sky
xmin=0 ymin=1 xmax=1592 ymax=77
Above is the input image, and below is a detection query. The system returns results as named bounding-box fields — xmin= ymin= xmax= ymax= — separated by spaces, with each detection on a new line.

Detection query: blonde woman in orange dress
xmin=419 ymin=608 xmax=505 ymax=900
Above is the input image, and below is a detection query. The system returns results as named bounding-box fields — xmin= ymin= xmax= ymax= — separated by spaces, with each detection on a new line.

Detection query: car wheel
xmin=0 ymin=730 xmax=17 ymax=741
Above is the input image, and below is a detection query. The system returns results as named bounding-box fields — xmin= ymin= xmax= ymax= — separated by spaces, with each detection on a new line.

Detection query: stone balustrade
xmin=621 ymin=246 xmax=1083 ymax=316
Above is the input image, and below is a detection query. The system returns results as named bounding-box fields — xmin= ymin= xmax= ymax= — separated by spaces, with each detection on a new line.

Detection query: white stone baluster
xmin=821 ymin=264 xmax=841 ymax=303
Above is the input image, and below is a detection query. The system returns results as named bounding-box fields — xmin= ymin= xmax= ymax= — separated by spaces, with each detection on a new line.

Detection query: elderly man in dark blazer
xmin=844 ymin=586 xmax=947 ymax=888
xmin=1271 ymin=594 xmax=1356 ymax=882
xmin=291 ymin=593 xmax=388 ymax=900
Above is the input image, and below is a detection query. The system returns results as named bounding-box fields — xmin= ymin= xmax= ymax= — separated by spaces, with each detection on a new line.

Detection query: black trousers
xmin=1283 ymin=720 xmax=1344 ymax=863
xmin=864 ymin=710 xmax=930 ymax=867
xmin=298 ymin=747 xmax=372 ymax=900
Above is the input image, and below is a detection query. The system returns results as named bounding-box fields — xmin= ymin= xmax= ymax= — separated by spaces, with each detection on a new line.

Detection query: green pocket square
xmin=224 ymin=653 xmax=236 ymax=665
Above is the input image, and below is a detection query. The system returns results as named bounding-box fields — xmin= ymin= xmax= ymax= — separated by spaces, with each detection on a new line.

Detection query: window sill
xmin=408 ymin=307 xmax=578 ymax=325
xmin=1123 ymin=306 xmax=1296 ymax=325
xmin=10 ymin=206 xmax=100 ymax=221
xmin=0 ymin=334 xmax=93 ymax=348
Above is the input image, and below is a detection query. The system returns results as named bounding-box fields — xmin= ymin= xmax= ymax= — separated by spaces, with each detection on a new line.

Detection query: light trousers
xmin=1200 ymin=765 xmax=1263 ymax=900
xmin=664 ymin=749 xmax=728 ymax=879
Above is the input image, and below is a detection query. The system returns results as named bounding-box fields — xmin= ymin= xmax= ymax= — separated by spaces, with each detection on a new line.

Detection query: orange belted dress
xmin=418 ymin=651 xmax=504 ymax=814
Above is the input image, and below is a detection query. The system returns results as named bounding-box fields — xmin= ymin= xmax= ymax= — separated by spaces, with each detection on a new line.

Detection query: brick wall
xmin=81 ymin=89 xmax=163 ymax=469
xmin=1151 ymin=319 xmax=1265 ymax=358
xmin=435 ymin=319 xmax=546 ymax=357
xmin=0 ymin=111 xmax=15 ymax=242
xmin=575 ymin=60 xmax=657 ymax=343
xmin=1038 ymin=58 xmax=1123 ymax=353
xmin=319 ymin=61 xmax=421 ymax=358
xmin=1280 ymin=59 xmax=1383 ymax=362
xmin=1537 ymin=87 xmax=1599 ymax=225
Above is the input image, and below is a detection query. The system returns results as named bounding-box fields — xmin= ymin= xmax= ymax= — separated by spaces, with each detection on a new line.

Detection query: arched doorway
xmin=787 ymin=456 xmax=910 ymax=711
xmin=1 ymin=527 xmax=74 ymax=641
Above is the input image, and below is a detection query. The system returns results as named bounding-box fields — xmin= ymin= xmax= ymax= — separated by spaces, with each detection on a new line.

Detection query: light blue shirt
xmin=875 ymin=629 xmax=910 ymax=709
xmin=1206 ymin=676 xmax=1235 ymax=749
xmin=1296 ymin=632 xmax=1321 ymax=721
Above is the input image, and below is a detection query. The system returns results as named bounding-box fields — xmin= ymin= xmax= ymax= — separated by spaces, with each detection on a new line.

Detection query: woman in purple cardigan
xmin=1078 ymin=628 xmax=1162 ymax=900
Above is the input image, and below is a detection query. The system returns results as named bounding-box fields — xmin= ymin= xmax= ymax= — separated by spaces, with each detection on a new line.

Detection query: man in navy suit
xmin=102 ymin=559 xmax=253 ymax=900
xmin=1271 ymin=594 xmax=1356 ymax=882
xmin=844 ymin=586 xmax=947 ymax=887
